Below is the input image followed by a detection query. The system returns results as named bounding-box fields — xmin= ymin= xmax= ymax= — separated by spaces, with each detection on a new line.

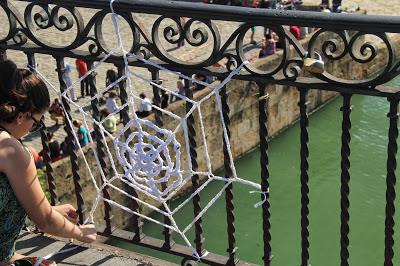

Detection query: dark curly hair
xmin=0 ymin=60 xmax=50 ymax=123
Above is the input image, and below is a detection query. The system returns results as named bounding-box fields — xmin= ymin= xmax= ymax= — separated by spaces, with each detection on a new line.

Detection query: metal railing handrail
xmin=18 ymin=0 xmax=400 ymax=32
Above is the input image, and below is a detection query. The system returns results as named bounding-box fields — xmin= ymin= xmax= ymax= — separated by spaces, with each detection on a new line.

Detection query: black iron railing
xmin=1 ymin=0 xmax=400 ymax=265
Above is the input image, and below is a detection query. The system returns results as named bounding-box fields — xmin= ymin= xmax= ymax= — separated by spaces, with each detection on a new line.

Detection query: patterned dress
xmin=0 ymin=172 xmax=27 ymax=261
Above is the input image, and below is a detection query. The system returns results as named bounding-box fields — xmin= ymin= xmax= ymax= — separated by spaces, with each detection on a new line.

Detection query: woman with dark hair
xmin=0 ymin=60 xmax=96 ymax=266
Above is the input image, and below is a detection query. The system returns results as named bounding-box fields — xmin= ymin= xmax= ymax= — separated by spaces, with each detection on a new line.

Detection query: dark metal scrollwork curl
xmin=283 ymin=58 xmax=304 ymax=81
xmin=236 ymin=24 xmax=291 ymax=77
xmin=348 ymin=32 xmax=379 ymax=64
xmin=32 ymin=5 xmax=52 ymax=30
xmin=12 ymin=30 xmax=27 ymax=46
xmin=307 ymin=29 xmax=396 ymax=87
xmin=137 ymin=44 xmax=153 ymax=60
xmin=31 ymin=5 xmax=75 ymax=32
xmin=162 ymin=18 xmax=181 ymax=45
xmin=94 ymin=10 xmax=140 ymax=55
xmin=23 ymin=3 xmax=84 ymax=50
xmin=152 ymin=16 xmax=220 ymax=67
xmin=51 ymin=6 xmax=76 ymax=32
xmin=87 ymin=37 xmax=101 ymax=57
xmin=308 ymin=30 xmax=350 ymax=61
xmin=0 ymin=2 xmax=18 ymax=43
xmin=184 ymin=19 xmax=209 ymax=47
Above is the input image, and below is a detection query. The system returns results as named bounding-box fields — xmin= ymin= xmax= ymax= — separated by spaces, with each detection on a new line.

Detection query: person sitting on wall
xmin=100 ymin=108 xmax=117 ymax=134
xmin=191 ymin=74 xmax=207 ymax=92
xmin=49 ymin=98 xmax=64 ymax=126
xmin=105 ymin=91 xmax=119 ymax=114
xmin=258 ymin=34 xmax=276 ymax=58
xmin=28 ymin=146 xmax=43 ymax=169
xmin=73 ymin=119 xmax=90 ymax=147
xmin=49 ymin=140 xmax=62 ymax=163
xmin=136 ymin=93 xmax=152 ymax=118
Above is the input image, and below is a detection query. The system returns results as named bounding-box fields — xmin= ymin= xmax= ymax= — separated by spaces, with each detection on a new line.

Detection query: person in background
xmin=75 ymin=59 xmax=89 ymax=98
xmin=100 ymin=108 xmax=117 ymax=134
xmin=191 ymin=74 xmax=206 ymax=91
xmin=289 ymin=25 xmax=301 ymax=40
xmin=105 ymin=69 xmax=119 ymax=95
xmin=250 ymin=26 xmax=257 ymax=45
xmin=73 ymin=120 xmax=89 ymax=147
xmin=177 ymin=79 xmax=185 ymax=97
xmin=65 ymin=63 xmax=77 ymax=102
xmin=136 ymin=93 xmax=152 ymax=118
xmin=60 ymin=137 xmax=69 ymax=156
xmin=49 ymin=140 xmax=62 ymax=163
xmin=258 ymin=34 xmax=276 ymax=58
xmin=28 ymin=146 xmax=43 ymax=169
xmin=0 ymin=60 xmax=96 ymax=266
xmin=332 ymin=0 xmax=342 ymax=12
xmin=160 ymin=89 xmax=170 ymax=109
xmin=49 ymin=98 xmax=64 ymax=126
xmin=320 ymin=3 xmax=331 ymax=12
xmin=106 ymin=91 xmax=119 ymax=114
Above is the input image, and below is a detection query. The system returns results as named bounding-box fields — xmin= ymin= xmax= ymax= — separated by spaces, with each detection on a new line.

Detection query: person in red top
xmin=75 ymin=59 xmax=90 ymax=98
xmin=290 ymin=26 xmax=301 ymax=40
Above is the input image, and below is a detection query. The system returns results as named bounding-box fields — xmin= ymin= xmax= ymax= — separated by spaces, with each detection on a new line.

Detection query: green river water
xmin=112 ymin=76 xmax=400 ymax=265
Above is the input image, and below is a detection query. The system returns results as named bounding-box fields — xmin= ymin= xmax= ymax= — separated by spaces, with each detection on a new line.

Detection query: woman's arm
xmin=0 ymin=138 xmax=96 ymax=243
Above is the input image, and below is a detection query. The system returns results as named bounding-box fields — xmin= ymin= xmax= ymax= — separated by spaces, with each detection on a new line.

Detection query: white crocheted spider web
xmin=34 ymin=0 xmax=267 ymax=260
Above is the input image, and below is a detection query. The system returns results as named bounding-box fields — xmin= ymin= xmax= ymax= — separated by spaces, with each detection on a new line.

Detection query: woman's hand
xmin=77 ymin=224 xmax=97 ymax=243
xmin=52 ymin=204 xmax=78 ymax=224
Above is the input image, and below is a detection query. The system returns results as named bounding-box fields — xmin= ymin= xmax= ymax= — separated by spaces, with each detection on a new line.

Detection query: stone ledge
xmin=15 ymin=231 xmax=178 ymax=266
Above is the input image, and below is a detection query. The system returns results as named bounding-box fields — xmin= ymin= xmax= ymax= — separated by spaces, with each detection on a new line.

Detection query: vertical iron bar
xmin=54 ymin=57 xmax=85 ymax=224
xmin=0 ymin=49 xmax=7 ymax=62
xmin=87 ymin=61 xmax=112 ymax=233
xmin=384 ymin=97 xmax=399 ymax=266
xmin=220 ymin=85 xmax=237 ymax=265
xmin=185 ymin=76 xmax=205 ymax=256
xmin=27 ymin=52 xmax=57 ymax=205
xmin=151 ymin=69 xmax=173 ymax=249
xmin=299 ymin=88 xmax=310 ymax=266
xmin=340 ymin=93 xmax=352 ymax=266
xmin=258 ymin=83 xmax=272 ymax=266
xmin=117 ymin=64 xmax=142 ymax=241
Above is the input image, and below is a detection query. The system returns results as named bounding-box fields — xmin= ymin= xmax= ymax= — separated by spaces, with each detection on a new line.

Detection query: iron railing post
xmin=258 ymin=83 xmax=272 ymax=266
xmin=54 ymin=56 xmax=85 ymax=224
xmin=340 ymin=93 xmax=352 ymax=266
xmin=384 ymin=97 xmax=399 ymax=266
xmin=299 ymin=88 xmax=310 ymax=266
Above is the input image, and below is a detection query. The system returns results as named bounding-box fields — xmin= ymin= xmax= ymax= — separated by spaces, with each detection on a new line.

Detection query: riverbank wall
xmin=50 ymin=32 xmax=400 ymax=228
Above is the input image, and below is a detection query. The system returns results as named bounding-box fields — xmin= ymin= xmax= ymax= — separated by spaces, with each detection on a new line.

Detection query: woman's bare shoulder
xmin=0 ymin=133 xmax=30 ymax=172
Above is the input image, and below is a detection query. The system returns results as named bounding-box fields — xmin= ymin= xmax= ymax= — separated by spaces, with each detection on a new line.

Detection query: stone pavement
xmin=15 ymin=231 xmax=178 ymax=266
xmin=13 ymin=8 xmax=265 ymax=153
